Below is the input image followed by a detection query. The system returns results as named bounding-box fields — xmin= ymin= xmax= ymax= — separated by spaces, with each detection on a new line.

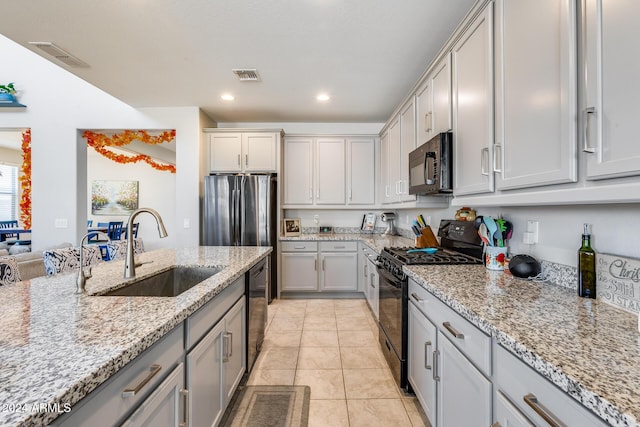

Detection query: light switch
xmin=54 ymin=218 xmax=68 ymax=228
xmin=183 ymin=218 xmax=191 ymax=229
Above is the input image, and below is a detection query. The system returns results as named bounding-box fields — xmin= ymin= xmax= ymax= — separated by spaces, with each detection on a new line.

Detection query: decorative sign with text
xmin=597 ymin=253 xmax=640 ymax=314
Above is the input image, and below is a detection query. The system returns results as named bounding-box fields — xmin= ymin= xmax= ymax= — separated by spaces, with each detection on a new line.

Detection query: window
xmin=0 ymin=164 xmax=18 ymax=221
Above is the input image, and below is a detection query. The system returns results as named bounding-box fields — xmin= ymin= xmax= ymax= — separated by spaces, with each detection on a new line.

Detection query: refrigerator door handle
xmin=239 ymin=175 xmax=247 ymax=245
xmin=233 ymin=186 xmax=241 ymax=246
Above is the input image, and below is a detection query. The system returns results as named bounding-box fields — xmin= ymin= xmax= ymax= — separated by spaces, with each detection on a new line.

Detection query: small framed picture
xmin=283 ymin=218 xmax=302 ymax=237
xmin=361 ymin=213 xmax=376 ymax=232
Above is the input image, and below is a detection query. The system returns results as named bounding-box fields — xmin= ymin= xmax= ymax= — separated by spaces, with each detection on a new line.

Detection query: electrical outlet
xmin=183 ymin=218 xmax=191 ymax=229
xmin=523 ymin=220 xmax=539 ymax=244
xmin=313 ymin=214 xmax=319 ymax=224
xmin=425 ymin=215 xmax=431 ymax=226
xmin=54 ymin=218 xmax=68 ymax=228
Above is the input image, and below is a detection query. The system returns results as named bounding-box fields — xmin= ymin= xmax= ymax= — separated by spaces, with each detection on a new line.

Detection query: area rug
xmin=222 ymin=385 xmax=311 ymax=427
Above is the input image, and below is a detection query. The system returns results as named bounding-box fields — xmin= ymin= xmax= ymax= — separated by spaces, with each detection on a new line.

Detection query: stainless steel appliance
xmin=380 ymin=212 xmax=397 ymax=236
xmin=246 ymin=257 xmax=267 ymax=373
xmin=408 ymin=132 xmax=453 ymax=195
xmin=202 ymin=174 xmax=278 ymax=303
xmin=376 ymin=220 xmax=483 ymax=390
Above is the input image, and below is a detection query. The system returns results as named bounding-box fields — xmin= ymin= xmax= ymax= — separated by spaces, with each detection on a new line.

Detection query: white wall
xmin=285 ymin=209 xmax=391 ymax=230
xmin=0 ymin=35 xmax=206 ymax=250
xmin=397 ymin=203 xmax=640 ymax=268
xmin=86 ymin=149 xmax=176 ymax=250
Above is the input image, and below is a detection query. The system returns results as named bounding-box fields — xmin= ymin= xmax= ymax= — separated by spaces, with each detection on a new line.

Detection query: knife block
xmin=415 ymin=226 xmax=439 ymax=248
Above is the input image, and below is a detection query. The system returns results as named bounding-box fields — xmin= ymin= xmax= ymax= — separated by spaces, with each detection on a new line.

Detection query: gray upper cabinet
xmin=494 ymin=0 xmax=577 ymax=190
xmin=416 ymin=54 xmax=452 ymax=147
xmin=583 ymin=0 xmax=640 ymax=180
xmin=452 ymin=3 xmax=494 ymax=196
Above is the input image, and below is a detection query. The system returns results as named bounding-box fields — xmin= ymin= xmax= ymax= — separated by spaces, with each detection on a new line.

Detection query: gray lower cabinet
xmin=494 ymin=344 xmax=606 ymax=427
xmin=408 ymin=303 xmax=437 ymax=424
xmin=186 ymin=297 xmax=246 ymax=427
xmin=121 ymin=363 xmax=187 ymax=427
xmin=53 ymin=274 xmax=248 ymax=427
xmin=52 ymin=326 xmax=184 ymax=427
xmin=493 ymin=390 xmax=534 ymax=427
xmin=408 ymin=279 xmax=492 ymax=427
xmin=280 ymin=241 xmax=358 ymax=293
xmin=437 ymin=331 xmax=492 ymax=427
xmin=408 ymin=278 xmax=608 ymax=427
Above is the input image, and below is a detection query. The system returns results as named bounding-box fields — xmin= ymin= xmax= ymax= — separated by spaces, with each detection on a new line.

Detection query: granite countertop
xmin=404 ymin=264 xmax=640 ymax=427
xmin=0 ymin=246 xmax=271 ymax=427
xmin=280 ymin=233 xmax=414 ymax=254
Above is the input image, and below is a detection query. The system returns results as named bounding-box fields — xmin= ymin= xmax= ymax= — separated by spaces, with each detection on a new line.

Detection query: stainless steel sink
xmin=101 ymin=266 xmax=221 ymax=297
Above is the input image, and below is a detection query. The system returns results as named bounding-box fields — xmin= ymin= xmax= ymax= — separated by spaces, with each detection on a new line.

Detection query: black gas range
xmin=377 ymin=220 xmax=483 ymax=391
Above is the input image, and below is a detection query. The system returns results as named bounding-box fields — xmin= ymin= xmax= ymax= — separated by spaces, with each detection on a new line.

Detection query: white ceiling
xmin=1 ymin=0 xmax=476 ymax=123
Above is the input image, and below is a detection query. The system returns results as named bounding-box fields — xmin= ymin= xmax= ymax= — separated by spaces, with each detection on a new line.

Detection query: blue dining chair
xmin=0 ymin=220 xmax=19 ymax=242
xmin=107 ymin=221 xmax=123 ymax=240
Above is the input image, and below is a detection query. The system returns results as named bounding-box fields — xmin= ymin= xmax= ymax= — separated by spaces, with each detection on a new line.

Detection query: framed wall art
xmin=283 ymin=218 xmax=301 ymax=237
xmin=91 ymin=180 xmax=139 ymax=215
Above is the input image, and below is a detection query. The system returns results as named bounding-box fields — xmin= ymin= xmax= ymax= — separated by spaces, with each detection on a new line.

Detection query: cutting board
xmin=415 ymin=226 xmax=439 ymax=248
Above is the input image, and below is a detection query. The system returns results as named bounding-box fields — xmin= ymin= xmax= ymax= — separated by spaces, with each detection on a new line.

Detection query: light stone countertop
xmin=405 ymin=264 xmax=640 ymax=427
xmin=0 ymin=246 xmax=271 ymax=427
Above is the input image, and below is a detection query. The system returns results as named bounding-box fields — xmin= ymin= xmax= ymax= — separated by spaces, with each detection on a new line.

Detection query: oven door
xmin=377 ymin=266 xmax=405 ymax=358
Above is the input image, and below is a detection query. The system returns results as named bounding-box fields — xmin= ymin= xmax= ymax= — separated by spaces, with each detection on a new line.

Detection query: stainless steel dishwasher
xmin=246 ymin=257 xmax=267 ymax=373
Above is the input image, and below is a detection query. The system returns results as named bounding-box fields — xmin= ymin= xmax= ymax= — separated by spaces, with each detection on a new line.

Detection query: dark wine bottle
xmin=578 ymin=223 xmax=596 ymax=298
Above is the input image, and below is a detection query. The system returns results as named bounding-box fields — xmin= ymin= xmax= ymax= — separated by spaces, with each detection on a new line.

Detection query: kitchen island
xmin=405 ymin=264 xmax=640 ymax=427
xmin=0 ymin=246 xmax=271 ymax=427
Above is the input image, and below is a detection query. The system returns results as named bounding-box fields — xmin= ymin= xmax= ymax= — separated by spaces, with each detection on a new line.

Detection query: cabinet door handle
xmin=583 ymin=107 xmax=596 ymax=153
xmin=370 ymin=272 xmax=375 ymax=288
xmin=493 ymin=144 xmax=502 ymax=173
xmin=223 ymin=332 xmax=233 ymax=362
xmin=237 ymin=154 xmax=241 ymax=166
xmin=334 ymin=245 xmax=346 ymax=249
xmin=424 ymin=341 xmax=432 ymax=370
xmin=385 ymin=185 xmax=390 ymax=198
xmin=490 ymin=423 xmax=502 ymax=427
xmin=122 ymin=364 xmax=162 ymax=398
xmin=425 ymin=112 xmax=432 ymax=133
xmin=322 ymin=259 xmax=326 ymax=270
xmin=411 ymin=292 xmax=423 ymax=303
xmin=443 ymin=321 xmax=464 ymax=339
xmin=294 ymin=245 xmax=306 ymax=249
xmin=432 ymin=349 xmax=440 ymax=381
xmin=523 ymin=393 xmax=566 ymax=427
xmin=245 ymin=154 xmax=249 ymax=166
xmin=179 ymin=388 xmax=190 ymax=427
xmin=364 ymin=263 xmax=368 ymax=277
xmin=309 ymin=187 xmax=313 ymax=200
xmin=481 ymin=147 xmax=490 ymax=176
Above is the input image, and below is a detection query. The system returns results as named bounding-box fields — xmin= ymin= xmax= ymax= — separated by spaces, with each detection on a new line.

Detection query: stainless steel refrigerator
xmin=202 ymin=173 xmax=277 ymax=302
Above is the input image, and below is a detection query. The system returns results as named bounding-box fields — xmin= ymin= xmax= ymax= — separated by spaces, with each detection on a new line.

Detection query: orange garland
xmin=19 ymin=129 xmax=32 ymax=230
xmin=83 ymin=130 xmax=177 ymax=173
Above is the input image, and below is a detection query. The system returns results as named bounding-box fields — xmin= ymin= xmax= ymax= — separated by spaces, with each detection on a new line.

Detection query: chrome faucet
xmin=124 ymin=208 xmax=168 ymax=279
xmin=77 ymin=231 xmax=110 ymax=294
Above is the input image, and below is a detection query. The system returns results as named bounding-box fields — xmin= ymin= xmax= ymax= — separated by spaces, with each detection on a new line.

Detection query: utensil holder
xmin=415 ymin=226 xmax=438 ymax=248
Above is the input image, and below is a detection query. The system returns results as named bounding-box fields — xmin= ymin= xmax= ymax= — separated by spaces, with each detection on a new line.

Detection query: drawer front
xmin=280 ymin=241 xmax=318 ymax=252
xmin=408 ymin=279 xmax=491 ymax=376
xmin=495 ymin=345 xmax=607 ymax=427
xmin=186 ymin=276 xmax=244 ymax=349
xmin=319 ymin=241 xmax=357 ymax=252
xmin=56 ymin=326 xmax=183 ymax=427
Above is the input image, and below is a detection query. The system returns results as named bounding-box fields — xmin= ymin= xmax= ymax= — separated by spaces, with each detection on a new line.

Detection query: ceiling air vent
xmin=28 ymin=42 xmax=89 ymax=68
xmin=232 ymin=69 xmax=260 ymax=81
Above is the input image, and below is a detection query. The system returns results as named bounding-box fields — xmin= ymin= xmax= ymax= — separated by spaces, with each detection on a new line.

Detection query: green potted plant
xmin=0 ymin=83 xmax=17 ymax=103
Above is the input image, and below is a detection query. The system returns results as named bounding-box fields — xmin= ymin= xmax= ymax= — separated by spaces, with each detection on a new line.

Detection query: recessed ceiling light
xmin=316 ymin=94 xmax=330 ymax=101
xmin=221 ymin=94 xmax=235 ymax=101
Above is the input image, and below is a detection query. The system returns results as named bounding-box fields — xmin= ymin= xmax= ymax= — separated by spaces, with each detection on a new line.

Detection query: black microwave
xmin=408 ymin=132 xmax=453 ymax=195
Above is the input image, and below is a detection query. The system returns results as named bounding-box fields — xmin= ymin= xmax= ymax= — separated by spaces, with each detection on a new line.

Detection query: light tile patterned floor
xmin=248 ymin=298 xmax=430 ymax=427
